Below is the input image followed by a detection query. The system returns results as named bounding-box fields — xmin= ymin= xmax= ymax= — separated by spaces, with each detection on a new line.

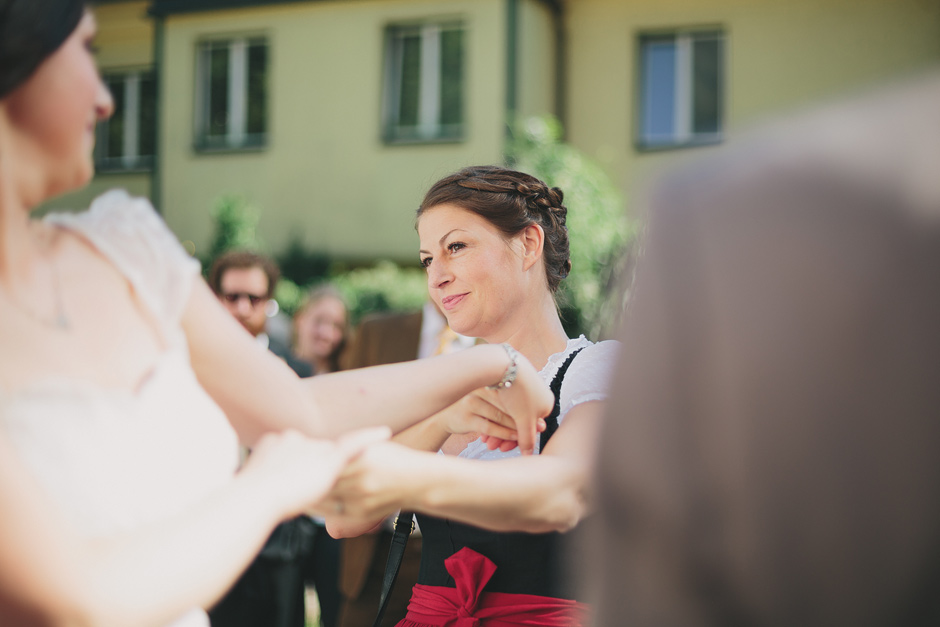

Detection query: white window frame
xmin=382 ymin=21 xmax=464 ymax=143
xmin=637 ymin=30 xmax=724 ymax=149
xmin=195 ymin=36 xmax=267 ymax=151
xmin=95 ymin=70 xmax=154 ymax=171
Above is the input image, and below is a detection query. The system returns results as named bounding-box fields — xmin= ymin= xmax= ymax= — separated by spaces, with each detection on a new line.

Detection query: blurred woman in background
xmin=294 ymin=284 xmax=350 ymax=375
xmin=293 ymin=284 xmax=352 ymax=626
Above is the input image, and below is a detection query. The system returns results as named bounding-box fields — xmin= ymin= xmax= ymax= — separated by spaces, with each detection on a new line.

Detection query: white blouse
xmin=0 ymin=191 xmax=240 ymax=627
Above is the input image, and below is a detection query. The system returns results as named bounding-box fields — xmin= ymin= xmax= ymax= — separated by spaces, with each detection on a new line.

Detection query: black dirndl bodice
xmin=415 ymin=347 xmax=585 ymax=600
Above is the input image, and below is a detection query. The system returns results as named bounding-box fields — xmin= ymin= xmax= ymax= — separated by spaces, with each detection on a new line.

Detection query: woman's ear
xmin=520 ymin=224 xmax=545 ymax=272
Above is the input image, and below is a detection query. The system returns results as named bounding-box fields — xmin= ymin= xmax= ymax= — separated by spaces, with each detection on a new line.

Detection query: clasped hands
xmin=244 ymin=353 xmax=551 ymax=527
xmin=317 ymin=353 xmax=553 ymax=531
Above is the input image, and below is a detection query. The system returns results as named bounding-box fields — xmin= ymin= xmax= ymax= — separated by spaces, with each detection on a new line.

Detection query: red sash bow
xmin=398 ymin=547 xmax=589 ymax=627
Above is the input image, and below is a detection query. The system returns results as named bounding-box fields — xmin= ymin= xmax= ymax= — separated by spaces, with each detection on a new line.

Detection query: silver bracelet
xmin=488 ymin=343 xmax=520 ymax=390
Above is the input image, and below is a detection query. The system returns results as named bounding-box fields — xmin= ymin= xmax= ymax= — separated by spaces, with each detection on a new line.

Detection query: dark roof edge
xmin=148 ymin=0 xmax=320 ymax=18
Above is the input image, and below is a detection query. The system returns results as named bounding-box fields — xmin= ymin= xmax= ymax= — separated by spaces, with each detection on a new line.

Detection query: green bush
xmin=330 ymin=260 xmax=428 ymax=324
xmin=202 ymin=195 xmax=262 ymax=268
xmin=276 ymin=262 xmax=427 ymax=323
xmin=506 ymin=115 xmax=635 ymax=339
xmin=273 ymin=277 xmax=305 ymax=316
xmin=278 ymin=237 xmax=332 ymax=288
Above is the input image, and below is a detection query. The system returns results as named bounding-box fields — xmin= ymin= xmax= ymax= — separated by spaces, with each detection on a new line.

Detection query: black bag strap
xmin=539 ymin=346 xmax=585 ymax=452
xmin=372 ymin=512 xmax=415 ymax=627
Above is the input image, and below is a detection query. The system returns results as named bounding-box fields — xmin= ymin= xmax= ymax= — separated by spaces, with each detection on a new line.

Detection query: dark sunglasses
xmin=221 ymin=292 xmax=266 ymax=307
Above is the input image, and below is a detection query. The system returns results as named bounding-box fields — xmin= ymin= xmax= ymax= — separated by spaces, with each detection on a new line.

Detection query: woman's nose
xmin=96 ymin=76 xmax=115 ymax=120
xmin=427 ymin=261 xmax=452 ymax=289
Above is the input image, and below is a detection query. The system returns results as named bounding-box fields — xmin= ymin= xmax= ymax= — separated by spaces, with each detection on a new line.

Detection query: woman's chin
xmin=448 ymin=320 xmax=477 ymax=340
xmin=68 ymin=168 xmax=94 ymax=195
xmin=68 ymin=155 xmax=95 ymax=189
xmin=42 ymin=166 xmax=93 ymax=204
xmin=313 ymin=343 xmax=336 ymax=358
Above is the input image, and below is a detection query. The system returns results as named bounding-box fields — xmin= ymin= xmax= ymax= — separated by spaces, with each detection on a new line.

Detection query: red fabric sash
xmin=396 ymin=547 xmax=589 ymax=627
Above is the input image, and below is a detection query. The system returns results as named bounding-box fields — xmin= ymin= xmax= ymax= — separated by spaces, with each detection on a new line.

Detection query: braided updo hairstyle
xmin=417 ymin=166 xmax=571 ymax=293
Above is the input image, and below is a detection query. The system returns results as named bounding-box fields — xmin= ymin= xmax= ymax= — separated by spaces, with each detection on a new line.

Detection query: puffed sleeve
xmin=47 ymin=190 xmax=200 ymax=335
xmin=557 ymin=339 xmax=621 ymax=422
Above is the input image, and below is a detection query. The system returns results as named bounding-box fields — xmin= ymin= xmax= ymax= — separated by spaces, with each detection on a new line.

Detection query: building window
xmin=382 ymin=21 xmax=464 ymax=143
xmin=95 ymin=70 xmax=156 ymax=171
xmin=637 ymin=30 xmax=724 ymax=149
xmin=195 ymin=37 xmax=268 ymax=151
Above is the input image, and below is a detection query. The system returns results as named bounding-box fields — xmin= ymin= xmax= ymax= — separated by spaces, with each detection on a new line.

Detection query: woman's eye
xmin=420 ymin=257 xmax=432 ymax=268
xmin=447 ymin=242 xmax=466 ymax=253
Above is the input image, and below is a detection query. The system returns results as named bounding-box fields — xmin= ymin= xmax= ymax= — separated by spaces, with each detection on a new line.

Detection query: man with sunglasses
xmin=207 ymin=249 xmax=314 ymax=627
xmin=208 ymin=249 xmax=312 ymax=377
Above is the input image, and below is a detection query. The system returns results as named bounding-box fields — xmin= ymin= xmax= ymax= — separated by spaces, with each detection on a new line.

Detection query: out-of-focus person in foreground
xmin=589 ymin=73 xmax=940 ymax=627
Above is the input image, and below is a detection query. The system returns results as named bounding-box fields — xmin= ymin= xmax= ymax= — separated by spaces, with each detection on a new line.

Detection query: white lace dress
xmin=0 ymin=191 xmax=240 ymax=627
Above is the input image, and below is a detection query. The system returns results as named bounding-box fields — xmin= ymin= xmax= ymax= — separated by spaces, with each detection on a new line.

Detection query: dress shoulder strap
xmin=539 ymin=347 xmax=586 ymax=453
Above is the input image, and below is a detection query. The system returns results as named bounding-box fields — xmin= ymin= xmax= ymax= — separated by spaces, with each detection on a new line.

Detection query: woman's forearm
xmin=329 ymin=444 xmax=590 ymax=536
xmin=0 ymin=428 xmax=374 ymax=627
xmin=391 ymin=415 xmax=451 ymax=451
xmin=77 ymin=471 xmax=282 ymax=627
xmin=0 ymin=449 xmax=279 ymax=627
xmin=328 ymin=403 xmax=603 ymax=537
xmin=304 ymin=345 xmax=524 ymax=439
xmin=185 ymin=285 xmax=548 ymax=449
xmin=406 ymin=454 xmax=590 ymax=533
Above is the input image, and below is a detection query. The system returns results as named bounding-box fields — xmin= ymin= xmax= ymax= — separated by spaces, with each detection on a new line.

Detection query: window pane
xmin=692 ymin=36 xmax=722 ymax=135
xmin=439 ymin=28 xmax=463 ymax=128
xmin=209 ymin=45 xmax=229 ymax=138
xmin=107 ymin=76 xmax=126 ymax=158
xmin=247 ymin=41 xmax=267 ymax=136
xmin=139 ymin=74 xmax=156 ymax=158
xmin=398 ymin=33 xmax=421 ymax=129
xmin=641 ymin=38 xmax=676 ymax=142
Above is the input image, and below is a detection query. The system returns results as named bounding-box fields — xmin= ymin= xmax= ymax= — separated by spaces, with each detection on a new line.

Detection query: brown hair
xmin=417 ymin=166 xmax=571 ymax=293
xmin=294 ymin=284 xmax=349 ymax=373
xmin=208 ymin=250 xmax=280 ymax=299
xmin=0 ymin=0 xmax=85 ymax=99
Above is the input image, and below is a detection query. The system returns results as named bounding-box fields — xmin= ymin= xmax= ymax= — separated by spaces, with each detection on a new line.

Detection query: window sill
xmin=95 ymin=167 xmax=154 ymax=174
xmin=635 ymin=135 xmax=723 ymax=153
xmin=95 ymin=159 xmax=154 ymax=174
xmin=382 ymin=134 xmax=465 ymax=147
xmin=192 ymin=142 xmax=268 ymax=155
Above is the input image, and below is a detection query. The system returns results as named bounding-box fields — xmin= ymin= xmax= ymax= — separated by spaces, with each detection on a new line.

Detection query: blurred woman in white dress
xmin=0 ymin=3 xmax=553 ymax=626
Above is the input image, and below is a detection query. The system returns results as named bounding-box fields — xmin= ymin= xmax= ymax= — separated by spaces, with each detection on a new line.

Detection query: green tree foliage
xmin=506 ymin=115 xmax=634 ymax=339
xmin=202 ymin=194 xmax=262 ymax=267
xmin=330 ymin=260 xmax=428 ymax=324
xmin=278 ymin=237 xmax=331 ymax=287
xmin=275 ymin=262 xmax=427 ymax=324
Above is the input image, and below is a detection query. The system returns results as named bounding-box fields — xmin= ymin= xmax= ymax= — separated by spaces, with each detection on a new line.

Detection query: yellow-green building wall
xmin=158 ymin=0 xmax=511 ymax=262
xmin=517 ymin=0 xmax=557 ymax=121
xmin=565 ymin=0 xmax=940 ymax=204
xmin=44 ymin=0 xmax=940 ymax=261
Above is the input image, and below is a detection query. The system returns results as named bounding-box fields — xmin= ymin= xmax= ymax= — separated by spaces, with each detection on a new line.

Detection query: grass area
xmin=305 ymin=588 xmax=321 ymax=627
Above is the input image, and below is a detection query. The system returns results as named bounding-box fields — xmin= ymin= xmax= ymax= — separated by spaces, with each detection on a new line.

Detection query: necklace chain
xmin=49 ymin=254 xmax=70 ymax=330
xmin=4 ymin=228 xmax=71 ymax=331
